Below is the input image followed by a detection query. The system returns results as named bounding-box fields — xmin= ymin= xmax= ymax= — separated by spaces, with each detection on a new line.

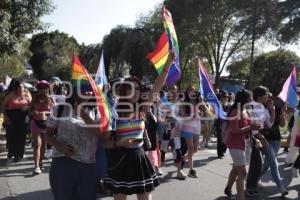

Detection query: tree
xmin=227 ymin=50 xmax=300 ymax=93
xmin=278 ymin=0 xmax=300 ymax=43
xmin=162 ymin=0 xmax=253 ymax=87
xmin=233 ymin=0 xmax=281 ymax=89
xmin=136 ymin=4 xmax=198 ymax=89
xmin=0 ymin=39 xmax=32 ymax=80
xmin=119 ymin=28 xmax=155 ymax=79
xmin=253 ymin=50 xmax=299 ymax=94
xmin=101 ymin=25 xmax=131 ymax=79
xmin=29 ymin=31 xmax=80 ymax=80
xmin=102 ymin=25 xmax=157 ymax=81
xmin=79 ymin=43 xmax=102 ymax=74
xmin=226 ymin=57 xmax=250 ymax=80
xmin=0 ymin=55 xmax=25 ymax=80
xmin=0 ymin=0 xmax=54 ymax=57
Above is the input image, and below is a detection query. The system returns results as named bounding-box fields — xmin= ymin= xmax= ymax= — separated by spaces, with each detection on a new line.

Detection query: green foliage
xmin=233 ymin=0 xmax=280 ymax=38
xmin=228 ymin=50 xmax=300 ymax=94
xmin=102 ymin=25 xmax=156 ymax=81
xmin=278 ymin=0 xmax=300 ymax=43
xmin=29 ymin=31 xmax=80 ymax=80
xmin=0 ymin=39 xmax=32 ymax=81
xmin=79 ymin=43 xmax=102 ymax=74
xmin=98 ymin=0 xmax=288 ymax=88
xmin=102 ymin=25 xmax=131 ymax=78
xmin=0 ymin=55 xmax=25 ymax=80
xmin=227 ymin=57 xmax=250 ymax=80
xmin=162 ymin=0 xmax=254 ymax=86
xmin=252 ymin=50 xmax=300 ymax=94
xmin=0 ymin=0 xmax=54 ymax=56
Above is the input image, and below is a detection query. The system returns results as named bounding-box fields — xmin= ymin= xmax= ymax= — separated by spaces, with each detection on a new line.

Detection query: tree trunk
xmin=247 ymin=0 xmax=257 ymax=90
xmin=215 ymin=60 xmax=221 ymax=88
xmin=215 ymin=71 xmax=220 ymax=89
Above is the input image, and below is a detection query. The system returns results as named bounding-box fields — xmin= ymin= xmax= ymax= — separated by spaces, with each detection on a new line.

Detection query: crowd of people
xmin=1 ymin=55 xmax=300 ymax=200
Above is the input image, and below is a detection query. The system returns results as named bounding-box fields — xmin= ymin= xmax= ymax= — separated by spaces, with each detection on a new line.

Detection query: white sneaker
xmin=177 ymin=170 xmax=187 ymax=180
xmin=257 ymin=181 xmax=264 ymax=188
xmin=291 ymin=167 xmax=299 ymax=177
xmin=155 ymin=167 xmax=164 ymax=176
xmin=45 ymin=149 xmax=54 ymax=159
xmin=33 ymin=167 xmax=42 ymax=175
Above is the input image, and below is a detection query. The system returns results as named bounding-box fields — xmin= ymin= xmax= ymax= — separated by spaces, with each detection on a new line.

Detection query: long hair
xmin=228 ymin=89 xmax=252 ymax=116
xmin=7 ymin=78 xmax=23 ymax=93
xmin=183 ymin=85 xmax=199 ymax=116
xmin=116 ymin=77 xmax=143 ymax=117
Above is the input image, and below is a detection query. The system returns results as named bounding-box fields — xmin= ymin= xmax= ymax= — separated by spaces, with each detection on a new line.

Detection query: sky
xmin=42 ymin=0 xmax=163 ymax=45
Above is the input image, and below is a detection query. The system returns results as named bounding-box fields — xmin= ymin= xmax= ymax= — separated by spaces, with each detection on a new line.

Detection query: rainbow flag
xmin=278 ymin=67 xmax=298 ymax=108
xmin=163 ymin=7 xmax=181 ymax=86
xmin=147 ymin=33 xmax=169 ymax=74
xmin=71 ymin=54 xmax=111 ymax=133
xmin=147 ymin=8 xmax=181 ymax=87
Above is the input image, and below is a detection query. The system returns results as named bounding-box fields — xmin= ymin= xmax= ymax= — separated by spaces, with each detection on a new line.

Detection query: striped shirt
xmin=115 ymin=119 xmax=145 ymax=148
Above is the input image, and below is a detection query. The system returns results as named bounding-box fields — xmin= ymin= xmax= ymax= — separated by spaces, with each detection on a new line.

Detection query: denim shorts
xmin=180 ymin=131 xmax=193 ymax=139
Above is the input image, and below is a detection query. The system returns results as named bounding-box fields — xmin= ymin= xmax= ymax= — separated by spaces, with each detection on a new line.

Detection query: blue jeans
xmin=261 ymin=140 xmax=283 ymax=189
xmin=49 ymin=157 xmax=96 ymax=200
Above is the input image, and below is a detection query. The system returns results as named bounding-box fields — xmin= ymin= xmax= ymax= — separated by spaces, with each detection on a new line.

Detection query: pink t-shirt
xmin=226 ymin=110 xmax=251 ymax=150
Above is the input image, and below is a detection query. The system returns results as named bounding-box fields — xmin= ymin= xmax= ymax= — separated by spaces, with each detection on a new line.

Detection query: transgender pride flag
xmin=278 ymin=67 xmax=298 ymax=108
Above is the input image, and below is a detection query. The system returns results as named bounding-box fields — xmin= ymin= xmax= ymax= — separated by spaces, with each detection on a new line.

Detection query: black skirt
xmin=104 ymin=147 xmax=159 ymax=195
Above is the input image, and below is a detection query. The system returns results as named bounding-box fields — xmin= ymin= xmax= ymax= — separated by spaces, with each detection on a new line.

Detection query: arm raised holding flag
xmin=145 ymin=51 xmax=175 ymax=107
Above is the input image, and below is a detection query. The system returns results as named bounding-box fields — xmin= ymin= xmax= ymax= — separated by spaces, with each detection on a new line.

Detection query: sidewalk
xmin=0 ymin=141 xmax=299 ymax=200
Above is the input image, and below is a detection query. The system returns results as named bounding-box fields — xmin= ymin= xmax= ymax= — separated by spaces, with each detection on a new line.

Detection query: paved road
xmin=0 ymin=142 xmax=299 ymax=200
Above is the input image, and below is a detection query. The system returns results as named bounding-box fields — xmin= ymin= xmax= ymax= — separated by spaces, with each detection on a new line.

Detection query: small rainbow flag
xmin=147 ymin=7 xmax=181 ymax=87
xmin=147 ymin=33 xmax=169 ymax=75
xmin=71 ymin=54 xmax=111 ymax=133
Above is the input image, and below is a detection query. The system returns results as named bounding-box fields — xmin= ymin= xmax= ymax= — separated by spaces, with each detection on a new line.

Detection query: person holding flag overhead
xmin=147 ymin=7 xmax=181 ymax=87
xmin=104 ymin=51 xmax=175 ymax=200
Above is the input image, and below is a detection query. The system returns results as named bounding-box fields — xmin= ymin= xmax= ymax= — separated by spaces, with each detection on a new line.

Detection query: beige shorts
xmin=229 ymin=149 xmax=247 ymax=166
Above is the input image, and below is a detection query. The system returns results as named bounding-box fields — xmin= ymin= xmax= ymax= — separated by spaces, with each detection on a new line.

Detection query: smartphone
xmin=133 ymin=138 xmax=144 ymax=143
